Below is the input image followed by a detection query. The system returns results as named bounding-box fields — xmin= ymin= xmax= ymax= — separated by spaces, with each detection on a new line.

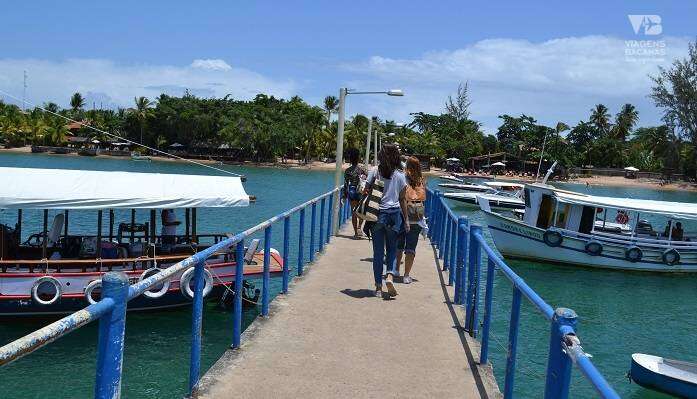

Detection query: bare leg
xmin=396 ymin=250 xmax=403 ymax=275
xmin=352 ymin=212 xmax=359 ymax=236
xmin=404 ymin=253 xmax=415 ymax=277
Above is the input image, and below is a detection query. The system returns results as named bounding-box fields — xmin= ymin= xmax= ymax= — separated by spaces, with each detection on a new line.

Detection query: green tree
xmin=133 ymin=96 xmax=153 ymax=145
xmin=70 ymin=92 xmax=85 ymax=117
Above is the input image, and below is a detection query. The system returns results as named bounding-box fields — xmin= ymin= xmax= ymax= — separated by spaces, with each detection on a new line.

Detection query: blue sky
xmin=1 ymin=1 xmax=695 ymax=133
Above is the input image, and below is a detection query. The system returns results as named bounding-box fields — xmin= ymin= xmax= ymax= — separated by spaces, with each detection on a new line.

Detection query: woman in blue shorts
xmin=396 ymin=156 xmax=427 ymax=284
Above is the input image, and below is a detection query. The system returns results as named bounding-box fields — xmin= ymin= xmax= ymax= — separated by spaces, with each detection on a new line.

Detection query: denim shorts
xmin=398 ymin=224 xmax=422 ymax=254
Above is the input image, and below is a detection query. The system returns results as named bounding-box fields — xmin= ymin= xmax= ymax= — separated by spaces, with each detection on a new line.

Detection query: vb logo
xmin=628 ymin=15 xmax=662 ymax=36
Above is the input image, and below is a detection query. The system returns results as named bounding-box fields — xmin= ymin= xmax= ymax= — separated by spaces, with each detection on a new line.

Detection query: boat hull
xmin=484 ymin=211 xmax=697 ymax=272
xmin=630 ymin=353 xmax=697 ymax=398
xmin=445 ymin=194 xmax=524 ymax=211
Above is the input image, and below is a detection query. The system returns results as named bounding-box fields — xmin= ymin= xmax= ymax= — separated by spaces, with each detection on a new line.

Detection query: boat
xmin=629 ymin=353 xmax=697 ymax=398
xmin=131 ymin=151 xmax=152 ymax=161
xmin=480 ymin=181 xmax=697 ymax=272
xmin=0 ymin=167 xmax=282 ymax=315
xmin=444 ymin=190 xmax=524 ymax=211
xmin=438 ymin=181 xmax=524 ymax=193
xmin=438 ymin=174 xmax=464 ymax=183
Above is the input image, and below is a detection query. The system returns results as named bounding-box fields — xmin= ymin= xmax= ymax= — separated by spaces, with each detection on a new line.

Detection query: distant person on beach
xmin=396 ymin=157 xmax=427 ymax=284
xmin=161 ymin=209 xmax=180 ymax=245
xmin=365 ymin=144 xmax=408 ymax=298
xmin=343 ymin=148 xmax=367 ymax=238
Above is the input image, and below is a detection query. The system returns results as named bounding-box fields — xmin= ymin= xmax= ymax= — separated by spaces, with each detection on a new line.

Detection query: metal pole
xmin=298 ymin=208 xmax=305 ymax=276
xmin=332 ymin=87 xmax=347 ymax=235
xmin=188 ymin=260 xmax=206 ymax=395
xmin=232 ymin=240 xmax=244 ymax=348
xmin=282 ymin=216 xmax=290 ymax=294
xmin=373 ymin=120 xmax=378 ymax=167
xmin=310 ymin=202 xmax=317 ymax=263
xmin=466 ymin=225 xmax=483 ymax=336
xmin=504 ymin=287 xmax=522 ymax=399
xmin=364 ymin=117 xmax=373 ymax=166
xmin=326 ymin=194 xmax=333 ymax=244
xmin=456 ymin=218 xmax=469 ymax=304
xmin=448 ymin=219 xmax=457 ymax=285
xmin=319 ymin=197 xmax=326 ymax=252
xmin=480 ymin=258 xmax=495 ymax=364
xmin=543 ymin=308 xmax=578 ymax=399
xmin=441 ymin=214 xmax=450 ymax=262
xmin=262 ymin=226 xmax=271 ymax=316
xmin=94 ymin=272 xmax=129 ymax=399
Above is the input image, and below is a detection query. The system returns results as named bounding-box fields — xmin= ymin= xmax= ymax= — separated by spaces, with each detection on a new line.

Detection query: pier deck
xmin=199 ymin=225 xmax=500 ymax=398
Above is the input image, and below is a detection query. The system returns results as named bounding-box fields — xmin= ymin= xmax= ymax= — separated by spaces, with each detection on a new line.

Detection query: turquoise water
xmin=0 ymin=155 xmax=693 ymax=398
xmin=433 ymin=180 xmax=696 ymax=398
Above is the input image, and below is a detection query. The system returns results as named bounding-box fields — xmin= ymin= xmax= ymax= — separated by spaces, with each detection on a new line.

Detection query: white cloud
xmin=344 ymin=35 xmax=691 ymax=133
xmin=0 ymin=58 xmax=296 ymax=109
xmin=190 ymin=58 xmax=232 ymax=71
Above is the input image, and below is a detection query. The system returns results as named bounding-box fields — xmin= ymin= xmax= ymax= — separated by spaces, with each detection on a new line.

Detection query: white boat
xmin=438 ymin=174 xmax=464 ymax=183
xmin=439 ymin=181 xmax=523 ymax=193
xmin=444 ymin=190 xmax=524 ymax=211
xmin=629 ymin=353 xmax=697 ymax=398
xmin=131 ymin=151 xmax=151 ymax=161
xmin=480 ymin=182 xmax=697 ymax=272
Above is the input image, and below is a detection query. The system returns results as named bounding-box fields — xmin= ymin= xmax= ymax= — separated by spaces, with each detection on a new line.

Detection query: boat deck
xmin=198 ymin=225 xmax=500 ymax=398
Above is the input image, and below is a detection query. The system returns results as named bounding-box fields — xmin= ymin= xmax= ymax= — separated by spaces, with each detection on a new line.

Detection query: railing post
xmin=503 ymin=287 xmax=522 ymax=399
xmin=232 ymin=240 xmax=244 ymax=348
xmin=480 ymin=258 xmax=495 ymax=364
xmin=427 ymin=190 xmax=438 ymax=239
xmin=448 ymin=218 xmax=457 ymax=286
xmin=432 ymin=191 xmax=441 ymax=244
xmin=310 ymin=202 xmax=317 ymax=262
xmin=453 ymin=216 xmax=467 ymax=305
xmin=327 ymin=193 xmax=334 ymax=243
xmin=319 ymin=197 xmax=326 ymax=252
xmin=441 ymin=213 xmax=450 ymax=262
xmin=94 ymin=271 xmax=129 ymax=399
xmin=544 ymin=308 xmax=578 ymax=399
xmin=188 ymin=259 xmax=206 ymax=395
xmin=282 ymin=216 xmax=290 ymax=294
xmin=262 ymin=225 xmax=272 ymax=316
xmin=439 ymin=195 xmax=447 ymax=250
xmin=297 ymin=208 xmax=305 ymax=276
xmin=466 ymin=225 xmax=482 ymax=337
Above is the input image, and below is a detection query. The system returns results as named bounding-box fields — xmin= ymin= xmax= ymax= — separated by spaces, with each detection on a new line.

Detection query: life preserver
xmin=179 ymin=267 xmax=213 ymax=299
xmin=31 ymin=276 xmax=62 ymax=306
xmin=615 ymin=211 xmax=629 ymax=224
xmin=625 ymin=246 xmax=643 ymax=262
xmin=662 ymin=248 xmax=680 ymax=266
xmin=543 ymin=229 xmax=563 ymax=247
xmin=139 ymin=267 xmax=170 ymax=299
xmin=84 ymin=279 xmax=102 ymax=305
xmin=584 ymin=240 xmax=603 ymax=256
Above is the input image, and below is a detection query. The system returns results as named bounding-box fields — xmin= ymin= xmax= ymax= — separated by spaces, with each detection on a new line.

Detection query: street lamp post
xmin=364 ymin=117 xmax=373 ymax=167
xmin=332 ymin=88 xmax=403 ymax=235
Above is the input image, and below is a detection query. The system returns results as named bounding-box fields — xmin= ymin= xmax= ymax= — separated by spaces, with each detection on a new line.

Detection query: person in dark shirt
xmin=343 ymin=148 xmax=367 ymax=238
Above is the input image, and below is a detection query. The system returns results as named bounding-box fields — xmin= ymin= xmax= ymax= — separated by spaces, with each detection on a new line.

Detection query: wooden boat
xmin=629 ymin=353 xmax=697 ymax=398
xmin=481 ymin=182 xmax=697 ymax=272
xmin=0 ymin=167 xmax=281 ymax=315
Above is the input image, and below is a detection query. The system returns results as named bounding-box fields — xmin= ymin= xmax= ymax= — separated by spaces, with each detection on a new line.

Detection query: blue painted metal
xmin=454 ymin=218 xmax=466 ymax=304
xmin=326 ymin=194 xmax=334 ymax=244
xmin=262 ymin=226 xmax=272 ymax=316
xmin=282 ymin=216 xmax=290 ymax=294
xmin=441 ymin=212 xmax=450 ymax=262
xmin=319 ymin=197 xmax=326 ymax=252
xmin=544 ymin=308 xmax=578 ymax=399
xmin=310 ymin=202 xmax=317 ymax=262
xmin=94 ymin=272 xmax=129 ymax=399
xmin=480 ymin=257 xmax=495 ymax=364
xmin=503 ymin=287 xmax=522 ymax=399
xmin=432 ymin=191 xmax=441 ymax=246
xmin=448 ymin=219 xmax=457 ymax=286
xmin=188 ymin=260 xmax=206 ymax=395
xmin=232 ymin=240 xmax=244 ymax=348
xmin=466 ymin=225 xmax=482 ymax=336
xmin=456 ymin=219 xmax=469 ymax=305
xmin=298 ymin=208 xmax=306 ymax=276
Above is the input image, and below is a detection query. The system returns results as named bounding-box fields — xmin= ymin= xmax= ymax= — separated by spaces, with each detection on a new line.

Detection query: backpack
xmin=405 ymin=183 xmax=426 ymax=223
xmin=354 ymin=177 xmax=384 ymax=222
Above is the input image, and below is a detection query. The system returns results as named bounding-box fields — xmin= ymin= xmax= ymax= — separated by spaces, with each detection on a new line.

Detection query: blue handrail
xmin=0 ymin=187 xmax=348 ymax=398
xmin=425 ymin=188 xmax=620 ymax=399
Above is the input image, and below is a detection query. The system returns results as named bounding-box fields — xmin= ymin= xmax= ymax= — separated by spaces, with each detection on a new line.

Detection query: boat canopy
xmin=0 ymin=167 xmax=249 ymax=209
xmin=552 ymin=189 xmax=697 ymax=220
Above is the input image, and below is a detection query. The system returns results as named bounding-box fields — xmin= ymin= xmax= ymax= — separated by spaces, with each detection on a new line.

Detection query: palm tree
xmin=323 ymin=96 xmax=338 ymax=125
xmin=134 ymin=96 xmax=153 ymax=145
xmin=46 ymin=117 xmax=69 ymax=146
xmin=70 ymin=93 xmax=85 ymax=115
xmin=613 ymin=103 xmax=639 ymax=141
xmin=26 ymin=113 xmax=48 ymax=145
xmin=590 ymin=104 xmax=611 ymax=136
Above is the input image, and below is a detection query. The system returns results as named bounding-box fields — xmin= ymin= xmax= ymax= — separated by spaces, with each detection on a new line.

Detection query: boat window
xmin=536 ymin=194 xmax=554 ymax=229
xmin=523 ymin=188 xmax=530 ymax=208
xmin=579 ymin=206 xmax=595 ymax=234
xmin=555 ymin=204 xmax=570 ymax=228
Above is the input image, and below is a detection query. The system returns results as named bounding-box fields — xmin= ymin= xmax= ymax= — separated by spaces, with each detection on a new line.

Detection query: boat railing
xmin=430 ymin=189 xmax=620 ymax=398
xmin=556 ymin=227 xmax=697 ymax=251
xmin=0 ymin=187 xmax=351 ymax=398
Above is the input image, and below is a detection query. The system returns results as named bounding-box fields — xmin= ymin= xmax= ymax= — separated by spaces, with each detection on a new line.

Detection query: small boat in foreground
xmin=629 ymin=353 xmax=697 ymax=398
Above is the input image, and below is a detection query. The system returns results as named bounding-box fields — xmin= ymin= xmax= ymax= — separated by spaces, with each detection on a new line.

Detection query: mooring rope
xmin=0 ymin=89 xmax=243 ymax=178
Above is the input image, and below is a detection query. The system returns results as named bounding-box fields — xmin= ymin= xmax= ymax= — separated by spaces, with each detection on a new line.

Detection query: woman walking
xmin=366 ymin=144 xmax=409 ymax=298
xmin=396 ymin=157 xmax=427 ymax=284
xmin=343 ymin=148 xmax=367 ymax=238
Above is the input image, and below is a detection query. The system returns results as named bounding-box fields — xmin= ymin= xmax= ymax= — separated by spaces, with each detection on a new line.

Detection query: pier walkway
xmin=199 ymin=225 xmax=500 ymax=398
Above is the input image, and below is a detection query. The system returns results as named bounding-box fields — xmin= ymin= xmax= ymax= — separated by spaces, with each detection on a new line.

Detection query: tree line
xmin=0 ymin=39 xmax=695 ymax=175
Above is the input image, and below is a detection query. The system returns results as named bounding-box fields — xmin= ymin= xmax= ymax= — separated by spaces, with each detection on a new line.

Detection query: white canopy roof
xmin=552 ymin=188 xmax=697 ymax=220
xmin=624 ymin=166 xmax=639 ymax=171
xmin=0 ymin=167 xmax=249 ymax=209
xmin=491 ymin=161 xmax=506 ymax=167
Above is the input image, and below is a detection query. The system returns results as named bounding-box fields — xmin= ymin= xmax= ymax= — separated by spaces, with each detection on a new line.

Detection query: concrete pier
xmin=199 ymin=225 xmax=501 ymax=398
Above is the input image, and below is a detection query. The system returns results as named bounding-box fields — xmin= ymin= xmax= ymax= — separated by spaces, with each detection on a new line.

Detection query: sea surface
xmin=0 ymin=154 xmax=692 ymax=398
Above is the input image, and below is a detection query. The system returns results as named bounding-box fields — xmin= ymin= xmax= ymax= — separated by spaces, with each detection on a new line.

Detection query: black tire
xmin=584 ymin=240 xmax=603 ymax=256
xmin=625 ymin=246 xmax=643 ymax=262
xmin=662 ymin=248 xmax=680 ymax=266
xmin=543 ymin=229 xmax=563 ymax=247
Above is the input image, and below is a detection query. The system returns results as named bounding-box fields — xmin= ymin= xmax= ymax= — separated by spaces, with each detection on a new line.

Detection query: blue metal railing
xmin=0 ymin=187 xmax=352 ymax=398
xmin=426 ymin=188 xmax=620 ymax=399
